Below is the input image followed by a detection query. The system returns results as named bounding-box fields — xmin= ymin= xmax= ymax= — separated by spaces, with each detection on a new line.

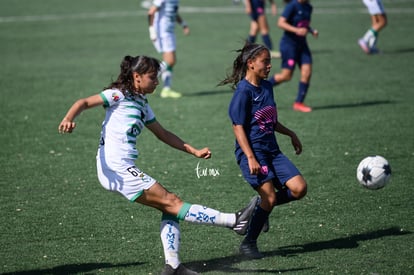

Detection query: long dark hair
xmin=105 ymin=55 xmax=160 ymax=93
xmin=218 ymin=43 xmax=269 ymax=90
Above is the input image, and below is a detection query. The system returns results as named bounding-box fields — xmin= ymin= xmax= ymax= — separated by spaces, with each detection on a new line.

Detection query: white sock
xmin=161 ymin=61 xmax=172 ymax=88
xmin=183 ymin=204 xmax=236 ymax=227
xmin=363 ymin=29 xmax=377 ymax=48
xmin=362 ymin=29 xmax=373 ymax=43
xmin=368 ymin=34 xmax=377 ymax=48
xmin=160 ymin=220 xmax=181 ymax=269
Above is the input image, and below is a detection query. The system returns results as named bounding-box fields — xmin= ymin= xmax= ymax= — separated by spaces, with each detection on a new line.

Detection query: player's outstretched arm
xmin=58 ymin=94 xmax=103 ymax=134
xmin=146 ymin=121 xmax=211 ymax=159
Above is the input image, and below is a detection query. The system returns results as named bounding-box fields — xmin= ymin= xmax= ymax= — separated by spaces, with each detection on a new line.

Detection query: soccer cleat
xmin=161 ymin=264 xmax=199 ymax=275
xmin=239 ymin=239 xmax=264 ymax=259
xmin=270 ymin=51 xmax=281 ymax=59
xmin=369 ymin=46 xmax=380 ymax=55
xmin=160 ymin=87 xmax=182 ymax=98
xmin=358 ymin=39 xmax=370 ymax=54
xmin=293 ymin=102 xmax=312 ymax=113
xmin=233 ymin=195 xmax=260 ymax=235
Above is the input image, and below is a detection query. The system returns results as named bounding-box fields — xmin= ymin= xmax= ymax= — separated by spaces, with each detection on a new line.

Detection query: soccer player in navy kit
xmin=245 ymin=0 xmax=280 ymax=58
xmin=219 ymin=43 xmax=308 ymax=258
xmin=268 ymin=0 xmax=318 ymax=113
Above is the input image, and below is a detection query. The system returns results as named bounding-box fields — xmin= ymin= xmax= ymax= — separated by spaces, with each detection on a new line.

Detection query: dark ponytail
xmin=105 ymin=55 xmax=160 ymax=93
xmin=218 ymin=43 xmax=269 ymax=90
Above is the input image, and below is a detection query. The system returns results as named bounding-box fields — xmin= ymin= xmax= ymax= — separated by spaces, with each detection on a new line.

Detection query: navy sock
xmin=262 ymin=34 xmax=273 ymax=50
xmin=276 ymin=189 xmax=297 ymax=205
xmin=296 ymin=81 xmax=309 ymax=103
xmin=247 ymin=35 xmax=256 ymax=44
xmin=245 ymin=206 xmax=270 ymax=242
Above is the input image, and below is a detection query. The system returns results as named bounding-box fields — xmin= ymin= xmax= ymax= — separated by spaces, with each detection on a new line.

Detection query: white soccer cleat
xmin=358 ymin=39 xmax=370 ymax=54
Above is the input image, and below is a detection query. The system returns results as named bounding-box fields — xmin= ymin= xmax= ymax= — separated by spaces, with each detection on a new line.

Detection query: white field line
xmin=0 ymin=6 xmax=413 ymax=24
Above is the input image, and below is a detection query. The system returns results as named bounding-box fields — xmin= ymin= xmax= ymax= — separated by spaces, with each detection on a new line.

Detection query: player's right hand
xmin=58 ymin=119 xmax=76 ymax=133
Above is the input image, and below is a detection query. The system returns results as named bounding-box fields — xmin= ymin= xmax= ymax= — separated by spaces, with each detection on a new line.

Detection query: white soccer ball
xmin=356 ymin=155 xmax=391 ymax=190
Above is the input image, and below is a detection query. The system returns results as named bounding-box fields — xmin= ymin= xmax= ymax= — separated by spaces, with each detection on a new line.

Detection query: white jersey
xmin=153 ymin=0 xmax=179 ymax=34
xmin=363 ymin=0 xmax=385 ymax=15
xmin=98 ymin=88 xmax=156 ymax=162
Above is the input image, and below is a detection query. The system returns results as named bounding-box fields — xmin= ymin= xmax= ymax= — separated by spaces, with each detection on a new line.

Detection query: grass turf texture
xmin=1 ymin=0 xmax=413 ymax=274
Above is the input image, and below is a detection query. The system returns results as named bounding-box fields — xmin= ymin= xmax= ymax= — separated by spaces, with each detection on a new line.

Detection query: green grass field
xmin=1 ymin=0 xmax=413 ymax=274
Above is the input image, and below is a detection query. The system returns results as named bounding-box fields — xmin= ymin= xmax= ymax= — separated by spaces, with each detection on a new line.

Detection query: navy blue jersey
xmin=228 ymin=79 xmax=280 ymax=161
xmin=281 ymin=0 xmax=313 ymax=43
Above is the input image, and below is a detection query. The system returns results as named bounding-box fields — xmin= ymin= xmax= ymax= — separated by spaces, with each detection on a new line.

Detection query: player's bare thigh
xmin=135 ymin=182 xmax=184 ymax=215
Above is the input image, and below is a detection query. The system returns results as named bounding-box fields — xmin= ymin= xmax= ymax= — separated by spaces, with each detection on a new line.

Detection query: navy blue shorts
xmin=280 ymin=40 xmax=312 ymax=70
xmin=238 ymin=151 xmax=301 ymax=189
xmin=249 ymin=0 xmax=265 ymax=21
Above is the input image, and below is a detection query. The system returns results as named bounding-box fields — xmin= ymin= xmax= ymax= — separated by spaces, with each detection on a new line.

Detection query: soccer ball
xmin=356 ymin=155 xmax=391 ymax=190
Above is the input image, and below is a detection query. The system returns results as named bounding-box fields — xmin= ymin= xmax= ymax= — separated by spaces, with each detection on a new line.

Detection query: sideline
xmin=0 ymin=6 xmax=413 ymax=24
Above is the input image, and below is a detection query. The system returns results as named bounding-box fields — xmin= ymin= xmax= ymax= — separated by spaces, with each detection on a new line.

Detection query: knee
xmin=260 ymin=194 xmax=276 ymax=211
xmin=164 ymin=192 xmax=182 ymax=208
xmin=292 ymin=183 xmax=307 ymax=199
xmin=288 ymin=176 xmax=307 ymax=200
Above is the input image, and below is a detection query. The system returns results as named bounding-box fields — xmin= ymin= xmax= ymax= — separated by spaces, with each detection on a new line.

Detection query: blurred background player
xmin=268 ymin=0 xmax=318 ymax=113
xmin=148 ymin=0 xmax=189 ymax=98
xmin=244 ymin=0 xmax=280 ymax=58
xmin=358 ymin=0 xmax=387 ymax=54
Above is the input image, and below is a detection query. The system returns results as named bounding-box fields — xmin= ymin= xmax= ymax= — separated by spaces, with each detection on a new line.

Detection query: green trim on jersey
xmin=100 ymin=93 xmax=110 ymax=107
xmin=129 ymin=190 xmax=144 ymax=202
xmin=177 ymin=202 xmax=192 ymax=221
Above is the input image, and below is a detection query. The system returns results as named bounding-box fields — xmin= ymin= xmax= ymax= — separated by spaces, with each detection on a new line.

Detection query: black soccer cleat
xmin=233 ymin=195 xmax=260 ymax=235
xmin=239 ymin=239 xmax=264 ymax=259
xmin=161 ymin=264 xmax=199 ymax=275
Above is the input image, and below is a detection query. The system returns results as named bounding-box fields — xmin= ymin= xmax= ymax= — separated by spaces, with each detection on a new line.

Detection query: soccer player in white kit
xmin=148 ymin=0 xmax=189 ymax=98
xmin=58 ymin=55 xmax=258 ymax=275
xmin=358 ymin=0 xmax=387 ymax=54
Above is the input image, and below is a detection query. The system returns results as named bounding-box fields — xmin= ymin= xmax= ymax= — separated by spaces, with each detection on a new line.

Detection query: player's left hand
xmin=290 ymin=134 xmax=302 ymax=155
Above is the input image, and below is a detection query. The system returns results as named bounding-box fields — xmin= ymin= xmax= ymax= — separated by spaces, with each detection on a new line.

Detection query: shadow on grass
xmin=382 ymin=47 xmax=414 ymax=54
xmin=2 ymin=262 xmax=145 ymax=275
xmin=277 ymin=226 xmax=411 ymax=256
xmin=185 ymin=90 xmax=233 ymax=97
xmin=312 ymin=100 xmax=394 ymax=111
xmin=186 ymin=254 xmax=315 ymax=274
xmin=5 ymin=227 xmax=409 ymax=274
xmin=185 ymin=227 xmax=409 ymax=273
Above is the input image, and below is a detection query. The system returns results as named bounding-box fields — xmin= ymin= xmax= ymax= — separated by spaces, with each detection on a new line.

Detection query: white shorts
xmin=363 ymin=0 xmax=385 ymax=15
xmin=96 ymin=154 xmax=157 ymax=202
xmin=153 ymin=31 xmax=176 ymax=53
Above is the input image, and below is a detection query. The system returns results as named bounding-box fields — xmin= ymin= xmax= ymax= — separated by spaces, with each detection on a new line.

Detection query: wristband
xmin=181 ymin=21 xmax=188 ymax=28
xmin=149 ymin=26 xmax=157 ymax=40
